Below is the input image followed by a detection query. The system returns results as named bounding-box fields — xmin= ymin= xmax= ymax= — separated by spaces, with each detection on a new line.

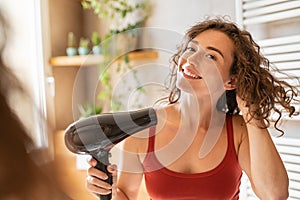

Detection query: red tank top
xmin=142 ymin=115 xmax=242 ymax=200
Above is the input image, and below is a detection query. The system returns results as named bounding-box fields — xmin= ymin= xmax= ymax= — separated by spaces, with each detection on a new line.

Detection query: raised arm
xmin=236 ymin=101 xmax=289 ymax=199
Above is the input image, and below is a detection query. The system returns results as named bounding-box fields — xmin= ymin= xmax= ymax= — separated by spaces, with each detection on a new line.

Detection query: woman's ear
xmin=224 ymin=77 xmax=237 ymax=90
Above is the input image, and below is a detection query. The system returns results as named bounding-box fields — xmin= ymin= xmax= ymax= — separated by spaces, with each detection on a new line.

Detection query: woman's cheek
xmin=176 ymin=72 xmax=192 ymax=93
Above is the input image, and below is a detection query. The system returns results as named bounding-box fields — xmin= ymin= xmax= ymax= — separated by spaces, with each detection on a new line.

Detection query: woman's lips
xmin=182 ymin=68 xmax=202 ymax=80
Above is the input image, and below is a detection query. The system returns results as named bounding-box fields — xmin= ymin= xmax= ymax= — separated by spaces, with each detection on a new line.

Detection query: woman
xmin=86 ymin=18 xmax=298 ymax=199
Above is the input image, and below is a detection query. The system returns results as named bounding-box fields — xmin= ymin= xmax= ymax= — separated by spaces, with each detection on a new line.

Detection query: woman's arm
xmin=115 ymin=133 xmax=147 ymax=200
xmin=237 ymin=106 xmax=289 ymax=199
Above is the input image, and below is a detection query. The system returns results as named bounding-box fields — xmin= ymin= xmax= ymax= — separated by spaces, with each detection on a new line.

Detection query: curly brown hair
xmin=166 ymin=17 xmax=299 ymax=134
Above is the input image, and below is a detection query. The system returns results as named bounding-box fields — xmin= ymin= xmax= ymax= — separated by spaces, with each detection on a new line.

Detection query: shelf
xmin=49 ymin=50 xmax=159 ymax=67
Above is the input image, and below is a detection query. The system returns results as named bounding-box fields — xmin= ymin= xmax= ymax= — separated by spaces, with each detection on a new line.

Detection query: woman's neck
xmin=177 ymin=93 xmax=217 ymax=129
xmin=176 ymin=92 xmax=227 ymax=158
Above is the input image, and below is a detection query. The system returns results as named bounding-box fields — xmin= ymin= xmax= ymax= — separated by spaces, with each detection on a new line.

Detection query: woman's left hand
xmin=236 ymin=95 xmax=265 ymax=127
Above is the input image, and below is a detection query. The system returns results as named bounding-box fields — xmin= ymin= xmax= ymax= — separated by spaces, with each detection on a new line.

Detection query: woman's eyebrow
xmin=207 ymin=46 xmax=224 ymax=58
xmin=189 ymin=40 xmax=224 ymax=58
xmin=189 ymin=40 xmax=198 ymax=45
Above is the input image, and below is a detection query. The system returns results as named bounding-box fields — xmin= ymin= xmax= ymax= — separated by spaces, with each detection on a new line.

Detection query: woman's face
xmin=176 ymin=29 xmax=235 ymax=96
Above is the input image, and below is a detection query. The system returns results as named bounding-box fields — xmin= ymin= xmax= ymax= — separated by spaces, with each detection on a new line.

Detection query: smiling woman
xmin=177 ymin=30 xmax=234 ymax=84
xmin=170 ymin=18 xmax=298 ymax=127
xmin=84 ymin=17 xmax=298 ymax=200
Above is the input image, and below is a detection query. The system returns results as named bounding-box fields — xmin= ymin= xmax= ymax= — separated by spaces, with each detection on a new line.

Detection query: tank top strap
xmin=147 ymin=126 xmax=156 ymax=153
xmin=225 ymin=115 xmax=235 ymax=151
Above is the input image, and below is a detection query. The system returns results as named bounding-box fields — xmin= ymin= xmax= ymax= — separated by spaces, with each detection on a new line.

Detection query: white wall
xmin=147 ymin=0 xmax=236 ymax=34
xmin=82 ymin=0 xmax=236 ymax=39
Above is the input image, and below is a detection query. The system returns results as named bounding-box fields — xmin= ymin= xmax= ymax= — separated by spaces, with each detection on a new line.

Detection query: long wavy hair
xmin=166 ymin=17 xmax=299 ymax=134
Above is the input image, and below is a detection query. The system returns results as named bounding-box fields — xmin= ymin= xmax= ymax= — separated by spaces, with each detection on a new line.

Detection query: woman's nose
xmin=187 ymin=49 xmax=205 ymax=67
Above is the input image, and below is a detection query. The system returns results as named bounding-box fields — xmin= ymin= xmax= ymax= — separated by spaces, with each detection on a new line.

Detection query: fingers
xmin=87 ymin=165 xmax=109 ymax=180
xmin=87 ymin=157 xmax=97 ymax=167
xmin=86 ymin=175 xmax=112 ymax=195
xmin=86 ymin=164 xmax=118 ymax=196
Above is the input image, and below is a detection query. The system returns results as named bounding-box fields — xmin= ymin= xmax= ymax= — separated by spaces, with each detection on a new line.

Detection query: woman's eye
xmin=186 ymin=47 xmax=196 ymax=52
xmin=206 ymin=54 xmax=216 ymax=60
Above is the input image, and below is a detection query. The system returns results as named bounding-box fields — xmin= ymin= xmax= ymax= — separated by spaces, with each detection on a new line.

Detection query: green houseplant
xmin=82 ymin=0 xmax=150 ymax=53
xmin=78 ymin=37 xmax=90 ymax=55
xmin=81 ymin=0 xmax=149 ymax=33
xmin=78 ymin=102 xmax=102 ymax=118
xmin=66 ymin=32 xmax=77 ymax=56
xmin=91 ymin=31 xmax=102 ymax=54
xmin=79 ymin=0 xmax=150 ymax=116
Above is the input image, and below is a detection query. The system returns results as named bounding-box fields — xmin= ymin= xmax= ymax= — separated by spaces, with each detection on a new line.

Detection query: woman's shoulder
xmin=123 ymin=128 xmax=150 ymax=154
xmin=154 ymin=103 xmax=177 ymax=113
xmin=124 ymin=104 xmax=178 ymax=154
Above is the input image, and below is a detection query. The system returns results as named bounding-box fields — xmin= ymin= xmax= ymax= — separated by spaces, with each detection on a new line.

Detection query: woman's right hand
xmin=86 ymin=157 xmax=118 ymax=198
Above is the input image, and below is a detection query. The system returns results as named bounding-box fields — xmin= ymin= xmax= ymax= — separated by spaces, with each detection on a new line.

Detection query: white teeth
xmin=183 ymin=69 xmax=201 ymax=79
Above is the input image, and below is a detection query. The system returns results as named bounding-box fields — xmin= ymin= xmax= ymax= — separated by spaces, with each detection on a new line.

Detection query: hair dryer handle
xmin=93 ymin=151 xmax=113 ymax=200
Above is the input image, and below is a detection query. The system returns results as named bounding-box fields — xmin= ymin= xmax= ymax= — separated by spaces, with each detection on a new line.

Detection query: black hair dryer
xmin=64 ymin=107 xmax=157 ymax=200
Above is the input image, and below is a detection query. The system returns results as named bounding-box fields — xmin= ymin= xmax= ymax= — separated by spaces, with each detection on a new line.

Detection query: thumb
xmin=107 ymin=164 xmax=118 ymax=197
xmin=107 ymin=164 xmax=117 ymax=177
